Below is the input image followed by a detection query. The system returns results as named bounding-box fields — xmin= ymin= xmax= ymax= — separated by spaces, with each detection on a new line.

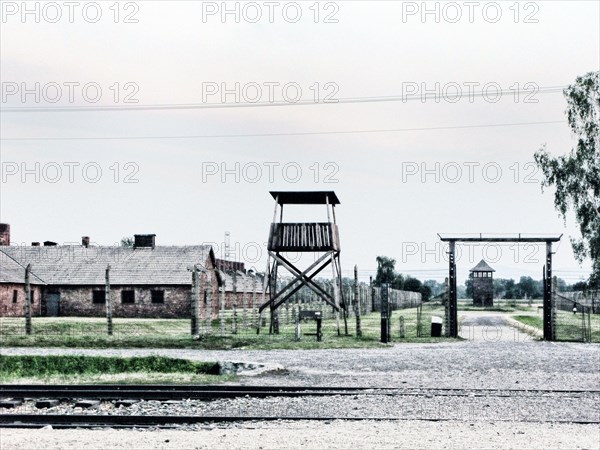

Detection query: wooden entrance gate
xmin=438 ymin=234 xmax=562 ymax=341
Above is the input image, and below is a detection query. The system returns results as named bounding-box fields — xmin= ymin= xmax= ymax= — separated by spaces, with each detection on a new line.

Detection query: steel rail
xmin=0 ymin=414 xmax=598 ymax=429
xmin=1 ymin=385 xmax=598 ymax=402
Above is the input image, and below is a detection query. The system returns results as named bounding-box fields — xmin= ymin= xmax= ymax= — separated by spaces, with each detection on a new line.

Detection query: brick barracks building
xmin=0 ymin=224 xmax=261 ymax=318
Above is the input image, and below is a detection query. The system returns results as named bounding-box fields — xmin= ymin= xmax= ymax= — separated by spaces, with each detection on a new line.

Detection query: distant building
xmin=470 ymin=259 xmax=495 ymax=307
xmin=215 ymin=258 xmax=266 ymax=308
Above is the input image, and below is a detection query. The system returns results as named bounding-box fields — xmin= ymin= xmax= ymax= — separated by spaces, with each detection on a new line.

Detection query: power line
xmin=0 ymin=85 xmax=566 ymax=113
xmin=0 ymin=120 xmax=564 ymax=142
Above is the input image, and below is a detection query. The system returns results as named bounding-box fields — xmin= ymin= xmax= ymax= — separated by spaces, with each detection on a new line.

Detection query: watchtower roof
xmin=470 ymin=259 xmax=496 ymax=272
xmin=270 ymin=191 xmax=340 ymax=205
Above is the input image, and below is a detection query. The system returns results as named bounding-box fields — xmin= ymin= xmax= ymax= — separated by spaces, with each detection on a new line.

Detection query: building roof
xmin=0 ymin=245 xmax=216 ymax=286
xmin=0 ymin=252 xmax=46 ymax=284
xmin=469 ymin=259 xmax=496 ymax=272
xmin=270 ymin=191 xmax=340 ymax=205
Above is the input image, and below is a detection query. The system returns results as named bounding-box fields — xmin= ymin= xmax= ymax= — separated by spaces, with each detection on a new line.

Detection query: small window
xmin=13 ymin=290 xmax=18 ymax=303
xmin=31 ymin=291 xmax=34 ymax=303
xmin=121 ymin=290 xmax=135 ymax=304
xmin=92 ymin=290 xmax=105 ymax=304
xmin=151 ymin=290 xmax=164 ymax=304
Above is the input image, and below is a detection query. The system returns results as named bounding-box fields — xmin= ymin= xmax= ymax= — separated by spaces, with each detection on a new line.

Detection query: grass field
xmin=512 ymin=310 xmax=600 ymax=342
xmin=0 ymin=305 xmax=455 ymax=349
xmin=0 ymin=355 xmax=229 ymax=384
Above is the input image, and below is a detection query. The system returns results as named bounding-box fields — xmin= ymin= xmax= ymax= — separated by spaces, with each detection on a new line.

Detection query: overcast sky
xmin=1 ymin=1 xmax=598 ymax=283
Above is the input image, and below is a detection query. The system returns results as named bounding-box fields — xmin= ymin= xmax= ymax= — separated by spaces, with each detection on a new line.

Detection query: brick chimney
xmin=82 ymin=236 xmax=90 ymax=247
xmin=31 ymin=242 xmax=40 ymax=246
xmin=0 ymin=223 xmax=10 ymax=246
xmin=134 ymin=234 xmax=156 ymax=249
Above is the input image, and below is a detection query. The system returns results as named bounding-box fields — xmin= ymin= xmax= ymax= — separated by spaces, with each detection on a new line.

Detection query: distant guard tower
xmin=258 ymin=191 xmax=347 ymax=335
xmin=470 ymin=259 xmax=495 ymax=307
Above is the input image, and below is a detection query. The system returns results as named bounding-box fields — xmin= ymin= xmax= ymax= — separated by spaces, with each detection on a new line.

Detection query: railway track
xmin=1 ymin=385 xmax=599 ymax=429
xmin=2 ymin=384 xmax=598 ymax=400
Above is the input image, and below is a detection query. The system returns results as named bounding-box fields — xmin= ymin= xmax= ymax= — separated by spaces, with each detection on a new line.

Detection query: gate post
xmin=443 ymin=277 xmax=449 ymax=337
xmin=447 ymin=241 xmax=458 ymax=338
xmin=543 ymin=241 xmax=555 ymax=341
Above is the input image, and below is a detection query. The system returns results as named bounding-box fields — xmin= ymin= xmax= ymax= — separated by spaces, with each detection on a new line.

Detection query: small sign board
xmin=299 ymin=310 xmax=322 ymax=320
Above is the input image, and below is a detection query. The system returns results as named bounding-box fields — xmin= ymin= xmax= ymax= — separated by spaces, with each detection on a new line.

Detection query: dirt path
xmin=458 ymin=310 xmax=534 ymax=342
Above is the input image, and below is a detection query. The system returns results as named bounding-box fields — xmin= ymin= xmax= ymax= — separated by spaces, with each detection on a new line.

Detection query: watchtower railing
xmin=268 ymin=223 xmax=340 ymax=252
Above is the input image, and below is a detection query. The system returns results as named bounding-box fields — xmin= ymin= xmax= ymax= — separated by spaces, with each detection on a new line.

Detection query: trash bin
xmin=431 ymin=316 xmax=443 ymax=337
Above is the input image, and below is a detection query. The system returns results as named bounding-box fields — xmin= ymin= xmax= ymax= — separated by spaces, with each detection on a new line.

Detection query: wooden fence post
xmin=105 ymin=265 xmax=113 ymax=336
xmin=24 ymin=264 xmax=32 ymax=335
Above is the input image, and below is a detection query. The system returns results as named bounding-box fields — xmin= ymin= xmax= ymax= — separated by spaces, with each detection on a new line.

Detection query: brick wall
xmin=218 ymin=291 xmax=266 ymax=310
xmin=56 ymin=285 xmax=192 ymax=318
xmin=52 ymin=264 xmax=221 ymax=318
xmin=0 ymin=283 xmax=43 ymax=317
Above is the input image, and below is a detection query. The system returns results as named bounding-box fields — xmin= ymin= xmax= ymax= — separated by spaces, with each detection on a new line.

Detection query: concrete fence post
xmin=354 ymin=265 xmax=362 ymax=338
xmin=105 ymin=265 xmax=113 ymax=336
xmin=24 ymin=264 xmax=32 ymax=335
xmin=205 ymin=273 xmax=212 ymax=335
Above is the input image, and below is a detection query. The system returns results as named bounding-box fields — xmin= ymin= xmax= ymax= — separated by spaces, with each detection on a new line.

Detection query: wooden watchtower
xmin=258 ymin=191 xmax=347 ymax=335
xmin=470 ymin=259 xmax=495 ymax=307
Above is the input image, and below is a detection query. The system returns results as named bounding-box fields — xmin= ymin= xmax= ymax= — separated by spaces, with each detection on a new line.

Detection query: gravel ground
xmin=2 ymin=317 xmax=600 ymax=449
xmin=3 ymin=335 xmax=598 ymax=391
xmin=2 ymin=420 xmax=599 ymax=450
